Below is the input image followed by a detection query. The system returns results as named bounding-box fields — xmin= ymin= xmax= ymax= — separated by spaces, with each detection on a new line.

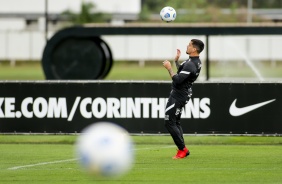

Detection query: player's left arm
xmin=163 ymin=49 xmax=181 ymax=78
xmin=174 ymin=49 xmax=181 ymax=70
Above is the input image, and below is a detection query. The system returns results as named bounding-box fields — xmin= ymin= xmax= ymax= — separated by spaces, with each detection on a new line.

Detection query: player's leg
xmin=175 ymin=106 xmax=184 ymax=143
xmin=164 ymin=96 xmax=185 ymax=150
xmin=175 ymin=106 xmax=190 ymax=157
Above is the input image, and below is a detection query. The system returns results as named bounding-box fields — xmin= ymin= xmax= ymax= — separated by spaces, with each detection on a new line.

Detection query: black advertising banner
xmin=0 ymin=81 xmax=281 ymax=134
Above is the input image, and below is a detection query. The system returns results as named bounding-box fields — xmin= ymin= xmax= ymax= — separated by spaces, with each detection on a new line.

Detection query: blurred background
xmin=0 ymin=0 xmax=282 ymax=81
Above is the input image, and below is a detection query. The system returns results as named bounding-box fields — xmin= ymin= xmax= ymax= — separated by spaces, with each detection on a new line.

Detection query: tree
xmin=61 ymin=2 xmax=106 ymax=24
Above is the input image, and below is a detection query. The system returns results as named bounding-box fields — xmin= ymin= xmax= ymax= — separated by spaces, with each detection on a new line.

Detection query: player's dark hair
xmin=191 ymin=39 xmax=204 ymax=54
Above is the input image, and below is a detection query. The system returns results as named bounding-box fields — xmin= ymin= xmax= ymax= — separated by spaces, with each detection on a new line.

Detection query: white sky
xmin=0 ymin=0 xmax=141 ymax=14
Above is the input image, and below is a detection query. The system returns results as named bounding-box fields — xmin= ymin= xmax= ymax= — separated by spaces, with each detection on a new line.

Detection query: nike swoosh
xmin=229 ymin=99 xmax=276 ymax=116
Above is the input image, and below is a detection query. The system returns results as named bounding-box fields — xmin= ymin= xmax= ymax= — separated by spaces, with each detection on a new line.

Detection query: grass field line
xmin=7 ymin=158 xmax=78 ymax=170
xmin=7 ymin=145 xmax=175 ymax=170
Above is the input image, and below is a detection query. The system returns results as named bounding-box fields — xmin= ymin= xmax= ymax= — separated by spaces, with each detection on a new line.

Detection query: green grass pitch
xmin=0 ymin=135 xmax=282 ymax=183
xmin=0 ymin=61 xmax=282 ymax=80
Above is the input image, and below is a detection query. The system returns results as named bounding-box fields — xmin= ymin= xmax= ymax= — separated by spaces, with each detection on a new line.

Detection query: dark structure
xmin=0 ymin=81 xmax=281 ymax=134
xmin=42 ymin=23 xmax=282 ymax=80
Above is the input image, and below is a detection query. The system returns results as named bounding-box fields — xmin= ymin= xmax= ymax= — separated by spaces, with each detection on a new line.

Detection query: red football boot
xmin=172 ymin=147 xmax=190 ymax=159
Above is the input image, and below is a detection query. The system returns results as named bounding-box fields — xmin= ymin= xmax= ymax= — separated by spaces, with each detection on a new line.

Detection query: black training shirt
xmin=170 ymin=56 xmax=202 ymax=102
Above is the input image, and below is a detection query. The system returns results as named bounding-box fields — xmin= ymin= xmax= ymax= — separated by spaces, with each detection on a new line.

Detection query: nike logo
xmin=229 ymin=99 xmax=276 ymax=116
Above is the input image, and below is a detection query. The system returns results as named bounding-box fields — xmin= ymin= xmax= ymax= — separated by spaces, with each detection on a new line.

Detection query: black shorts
xmin=165 ymin=96 xmax=188 ymax=123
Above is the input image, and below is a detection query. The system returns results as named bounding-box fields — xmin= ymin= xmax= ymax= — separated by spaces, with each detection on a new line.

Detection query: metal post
xmin=45 ymin=0 xmax=48 ymax=42
xmin=206 ymin=35 xmax=209 ymax=81
xmin=247 ymin=0 xmax=253 ymax=23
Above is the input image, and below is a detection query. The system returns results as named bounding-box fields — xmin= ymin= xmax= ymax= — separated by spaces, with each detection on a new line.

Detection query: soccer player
xmin=162 ymin=39 xmax=204 ymax=159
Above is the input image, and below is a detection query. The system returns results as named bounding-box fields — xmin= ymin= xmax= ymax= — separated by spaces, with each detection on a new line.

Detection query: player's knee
xmin=164 ymin=118 xmax=174 ymax=128
xmin=164 ymin=119 xmax=169 ymax=127
xmin=164 ymin=113 xmax=169 ymax=121
xmin=176 ymin=121 xmax=181 ymax=126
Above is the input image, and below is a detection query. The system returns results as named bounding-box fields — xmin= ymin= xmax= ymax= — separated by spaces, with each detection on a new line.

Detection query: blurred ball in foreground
xmin=76 ymin=122 xmax=134 ymax=178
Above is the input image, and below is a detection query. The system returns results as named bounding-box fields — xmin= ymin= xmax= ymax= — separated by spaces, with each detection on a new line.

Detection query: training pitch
xmin=0 ymin=135 xmax=282 ymax=184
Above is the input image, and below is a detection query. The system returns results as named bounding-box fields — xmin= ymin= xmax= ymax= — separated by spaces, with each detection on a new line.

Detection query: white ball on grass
xmin=76 ymin=122 xmax=134 ymax=178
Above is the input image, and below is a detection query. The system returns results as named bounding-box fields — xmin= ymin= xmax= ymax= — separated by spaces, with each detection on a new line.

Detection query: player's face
xmin=186 ymin=41 xmax=197 ymax=55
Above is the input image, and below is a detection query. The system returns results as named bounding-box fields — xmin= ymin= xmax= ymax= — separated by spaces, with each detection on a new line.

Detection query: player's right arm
xmin=163 ymin=60 xmax=175 ymax=78
xmin=174 ymin=49 xmax=181 ymax=70
xmin=171 ymin=62 xmax=193 ymax=85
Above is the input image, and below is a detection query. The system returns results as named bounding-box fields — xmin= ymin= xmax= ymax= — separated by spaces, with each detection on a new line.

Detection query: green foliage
xmin=61 ymin=2 xmax=107 ymax=24
xmin=59 ymin=0 xmax=282 ymax=24
xmin=140 ymin=0 xmax=282 ymax=23
xmin=139 ymin=4 xmax=151 ymax=21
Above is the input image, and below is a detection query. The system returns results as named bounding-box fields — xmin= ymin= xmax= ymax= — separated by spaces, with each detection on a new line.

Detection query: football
xmin=160 ymin=6 xmax=176 ymax=22
xmin=75 ymin=122 xmax=134 ymax=178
